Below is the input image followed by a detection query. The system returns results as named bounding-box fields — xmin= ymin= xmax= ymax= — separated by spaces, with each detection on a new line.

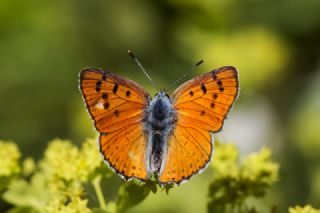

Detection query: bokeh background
xmin=1 ymin=0 xmax=320 ymax=212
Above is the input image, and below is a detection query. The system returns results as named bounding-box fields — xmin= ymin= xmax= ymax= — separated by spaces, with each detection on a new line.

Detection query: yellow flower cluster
xmin=212 ymin=144 xmax=279 ymax=183
xmin=22 ymin=157 xmax=36 ymax=176
xmin=42 ymin=138 xmax=105 ymax=182
xmin=43 ymin=139 xmax=80 ymax=181
xmin=0 ymin=139 xmax=109 ymax=212
xmin=289 ymin=205 xmax=320 ymax=213
xmin=0 ymin=140 xmax=21 ymax=191
xmin=39 ymin=139 xmax=111 ymax=212
xmin=45 ymin=196 xmax=92 ymax=213
xmin=211 ymin=143 xmax=239 ymax=178
xmin=241 ymin=148 xmax=279 ymax=184
xmin=208 ymin=143 xmax=280 ymax=212
xmin=0 ymin=140 xmax=21 ymax=177
xmin=79 ymin=138 xmax=105 ymax=181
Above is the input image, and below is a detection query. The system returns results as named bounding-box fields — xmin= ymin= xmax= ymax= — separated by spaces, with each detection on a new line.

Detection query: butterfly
xmin=79 ymin=63 xmax=239 ymax=185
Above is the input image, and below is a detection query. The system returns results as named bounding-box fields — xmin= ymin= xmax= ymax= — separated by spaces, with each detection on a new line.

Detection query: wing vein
xmin=184 ymin=128 xmax=210 ymax=156
xmin=177 ymin=100 xmax=227 ymax=118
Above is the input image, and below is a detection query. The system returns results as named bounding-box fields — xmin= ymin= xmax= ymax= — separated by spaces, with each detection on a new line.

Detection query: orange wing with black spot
xmin=159 ymin=66 xmax=239 ymax=184
xmin=80 ymin=68 xmax=151 ymax=180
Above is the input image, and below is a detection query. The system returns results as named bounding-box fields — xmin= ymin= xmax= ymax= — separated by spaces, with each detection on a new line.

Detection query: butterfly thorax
xmin=145 ymin=92 xmax=176 ymax=132
xmin=144 ymin=92 xmax=177 ymax=173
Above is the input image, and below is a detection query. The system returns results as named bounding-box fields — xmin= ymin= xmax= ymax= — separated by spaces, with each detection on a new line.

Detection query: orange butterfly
xmin=79 ymin=58 xmax=239 ymax=185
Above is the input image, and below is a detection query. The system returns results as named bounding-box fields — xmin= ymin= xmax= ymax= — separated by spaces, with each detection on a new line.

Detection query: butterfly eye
xmin=165 ymin=93 xmax=170 ymax=99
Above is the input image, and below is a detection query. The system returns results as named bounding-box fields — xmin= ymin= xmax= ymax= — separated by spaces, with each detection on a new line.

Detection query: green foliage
xmin=208 ymin=144 xmax=279 ymax=213
xmin=0 ymin=139 xmax=318 ymax=212
xmin=0 ymin=138 xmax=154 ymax=213
xmin=116 ymin=181 xmax=153 ymax=213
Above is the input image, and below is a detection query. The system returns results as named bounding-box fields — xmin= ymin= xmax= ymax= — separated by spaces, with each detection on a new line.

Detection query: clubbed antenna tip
xmin=128 ymin=50 xmax=134 ymax=58
xmin=196 ymin=59 xmax=204 ymax=66
xmin=127 ymin=50 xmax=158 ymax=91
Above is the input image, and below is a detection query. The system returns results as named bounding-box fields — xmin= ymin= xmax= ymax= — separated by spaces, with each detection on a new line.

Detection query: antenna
xmin=128 ymin=50 xmax=158 ymax=91
xmin=167 ymin=59 xmax=204 ymax=90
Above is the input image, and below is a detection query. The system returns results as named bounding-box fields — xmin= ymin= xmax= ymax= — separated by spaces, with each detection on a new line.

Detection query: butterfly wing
xmin=159 ymin=66 xmax=239 ymax=184
xmin=80 ymin=68 xmax=151 ymax=180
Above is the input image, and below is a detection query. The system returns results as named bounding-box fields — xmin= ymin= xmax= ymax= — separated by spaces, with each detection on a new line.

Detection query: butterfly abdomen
xmin=150 ymin=134 xmax=164 ymax=172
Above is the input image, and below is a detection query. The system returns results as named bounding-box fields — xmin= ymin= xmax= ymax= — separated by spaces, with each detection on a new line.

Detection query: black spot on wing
xmin=212 ymin=73 xmax=217 ymax=80
xmin=102 ymin=93 xmax=108 ymax=100
xmin=201 ymin=84 xmax=207 ymax=94
xmin=96 ymin=80 xmax=102 ymax=92
xmin=213 ymin=93 xmax=218 ymax=100
xmin=126 ymin=90 xmax=131 ymax=97
xmin=104 ymin=102 xmax=110 ymax=109
xmin=96 ymin=80 xmax=102 ymax=86
xmin=113 ymin=83 xmax=119 ymax=94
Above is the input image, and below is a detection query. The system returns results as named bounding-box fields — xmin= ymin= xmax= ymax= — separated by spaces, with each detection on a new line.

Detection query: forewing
xmin=79 ymin=68 xmax=151 ymax=133
xmin=171 ymin=66 xmax=239 ymax=132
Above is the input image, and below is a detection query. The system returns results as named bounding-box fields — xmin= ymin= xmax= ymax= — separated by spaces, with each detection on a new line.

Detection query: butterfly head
xmin=154 ymin=90 xmax=170 ymax=100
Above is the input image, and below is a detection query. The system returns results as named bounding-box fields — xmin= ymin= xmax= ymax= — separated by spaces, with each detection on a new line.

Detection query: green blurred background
xmin=1 ymin=0 xmax=320 ymax=212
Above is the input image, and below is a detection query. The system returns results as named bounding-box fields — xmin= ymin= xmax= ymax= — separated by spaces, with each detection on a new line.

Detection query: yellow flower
xmin=241 ymin=148 xmax=279 ymax=184
xmin=208 ymin=143 xmax=280 ymax=211
xmin=289 ymin=205 xmax=320 ymax=213
xmin=23 ymin=157 xmax=36 ymax=176
xmin=77 ymin=138 xmax=104 ymax=182
xmin=45 ymin=195 xmax=92 ymax=213
xmin=211 ymin=143 xmax=239 ymax=178
xmin=43 ymin=139 xmax=81 ymax=181
xmin=0 ymin=141 xmax=21 ymax=177
xmin=43 ymin=138 xmax=108 ymax=183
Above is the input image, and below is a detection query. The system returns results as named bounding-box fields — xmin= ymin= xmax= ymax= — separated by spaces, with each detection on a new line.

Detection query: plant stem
xmin=92 ymin=175 xmax=107 ymax=210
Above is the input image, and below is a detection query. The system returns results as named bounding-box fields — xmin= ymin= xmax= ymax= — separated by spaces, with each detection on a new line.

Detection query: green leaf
xmin=3 ymin=173 xmax=52 ymax=211
xmin=0 ymin=176 xmax=11 ymax=191
xmin=163 ymin=184 xmax=174 ymax=194
xmin=145 ymin=180 xmax=158 ymax=194
xmin=6 ymin=206 xmax=39 ymax=213
xmin=92 ymin=208 xmax=111 ymax=213
xmin=116 ymin=182 xmax=151 ymax=213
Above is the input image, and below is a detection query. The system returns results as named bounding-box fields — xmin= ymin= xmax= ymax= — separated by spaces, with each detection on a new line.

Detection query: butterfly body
xmin=79 ymin=66 xmax=239 ymax=185
xmin=144 ymin=91 xmax=177 ymax=173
